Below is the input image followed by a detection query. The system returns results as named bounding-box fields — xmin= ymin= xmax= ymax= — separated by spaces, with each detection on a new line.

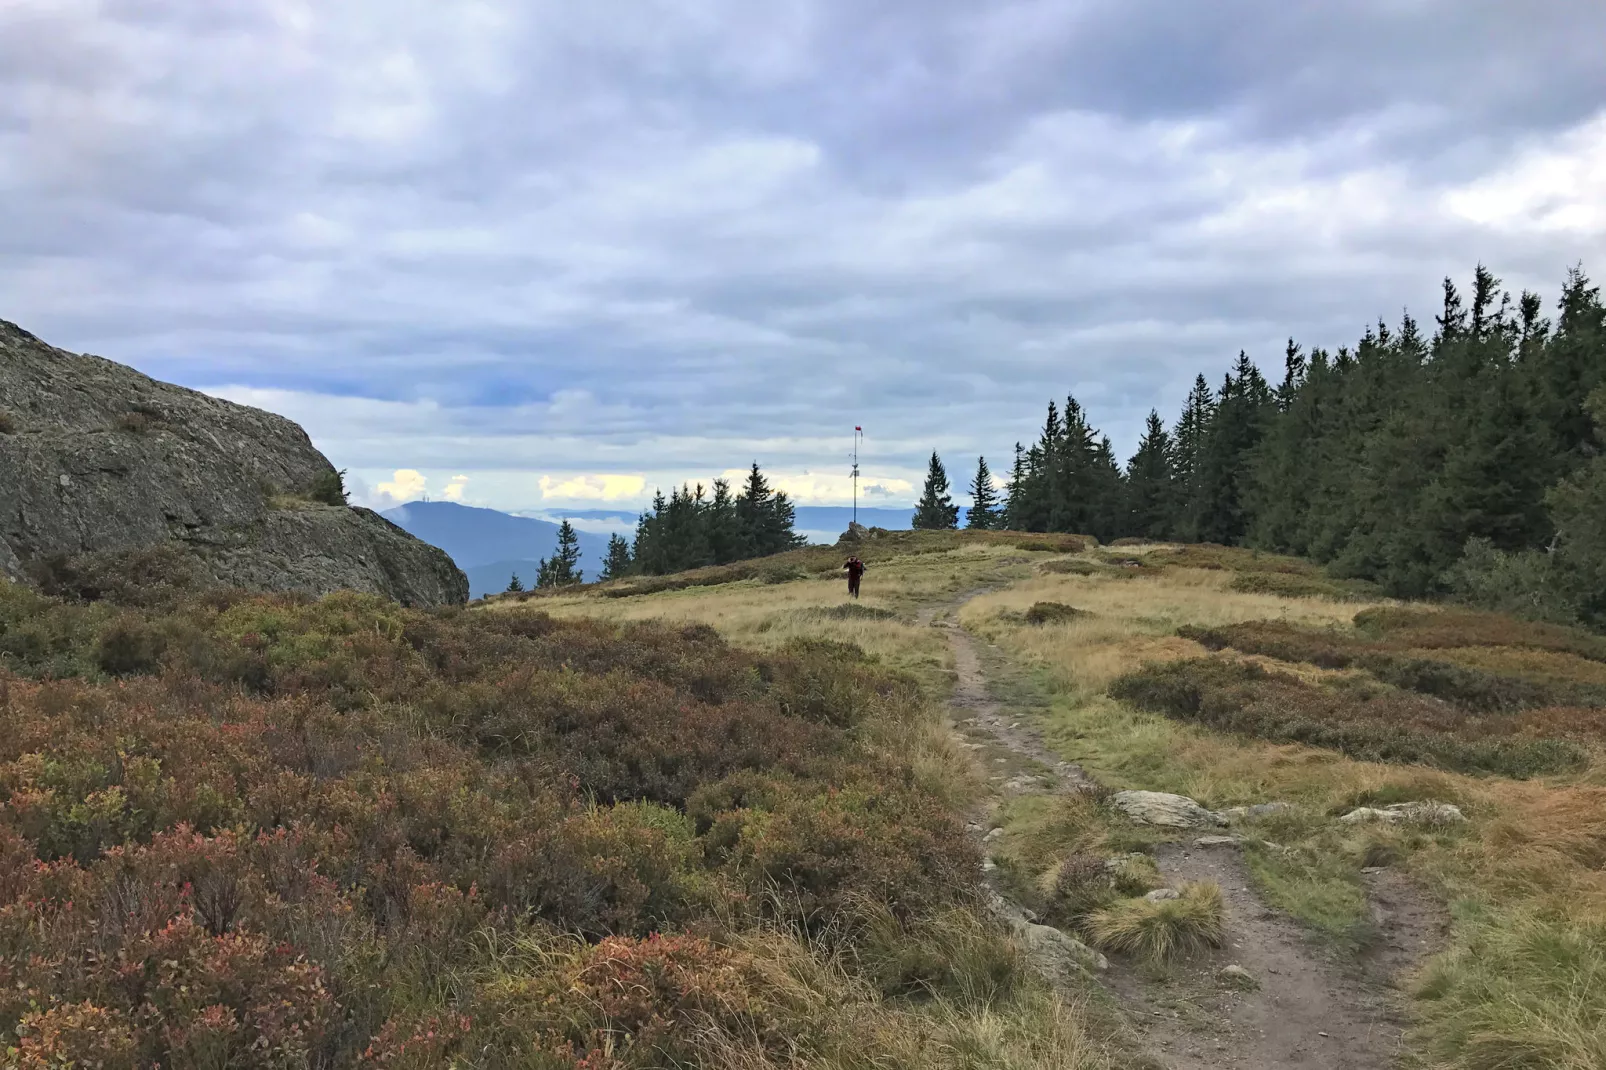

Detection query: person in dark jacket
xmin=843 ymin=555 xmax=866 ymax=598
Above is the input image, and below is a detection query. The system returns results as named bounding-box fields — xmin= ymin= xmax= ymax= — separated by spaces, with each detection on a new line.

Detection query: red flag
xmin=855 ymin=426 xmax=861 ymax=431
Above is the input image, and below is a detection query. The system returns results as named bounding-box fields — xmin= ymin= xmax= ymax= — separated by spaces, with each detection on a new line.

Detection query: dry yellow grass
xmin=958 ymin=563 xmax=1391 ymax=702
xmin=960 ymin=549 xmax=1606 ymax=1067
xmin=492 ymin=536 xmax=1606 ymax=1068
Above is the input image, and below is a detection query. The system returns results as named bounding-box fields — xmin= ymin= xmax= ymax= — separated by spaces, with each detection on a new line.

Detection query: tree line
xmin=514 ymin=463 xmax=805 ymax=590
xmin=916 ymin=264 xmax=1605 ymax=628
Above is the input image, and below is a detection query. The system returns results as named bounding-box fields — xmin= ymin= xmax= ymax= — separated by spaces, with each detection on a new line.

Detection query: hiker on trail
xmin=843 ymin=555 xmax=866 ymax=599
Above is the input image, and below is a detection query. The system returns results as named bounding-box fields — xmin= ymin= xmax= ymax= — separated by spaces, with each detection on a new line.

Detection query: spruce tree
xmin=1003 ymin=443 xmax=1027 ymax=531
xmin=1124 ymin=411 xmax=1174 ymax=539
xmin=735 ymin=463 xmax=805 ymax=557
xmin=1171 ymin=375 xmax=1216 ymax=541
xmin=966 ymin=456 xmax=1000 ymax=529
xmin=505 ymin=572 xmax=525 ymax=593
xmin=537 ymin=520 xmax=584 ymax=587
xmin=913 ymin=451 xmax=960 ymax=529
xmin=600 ymin=534 xmax=632 ymax=580
xmin=1548 ymin=387 xmax=1606 ymax=627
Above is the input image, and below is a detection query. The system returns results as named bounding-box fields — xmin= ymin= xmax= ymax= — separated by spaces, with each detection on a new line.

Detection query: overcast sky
xmin=4 ymin=1 xmax=1604 ymax=512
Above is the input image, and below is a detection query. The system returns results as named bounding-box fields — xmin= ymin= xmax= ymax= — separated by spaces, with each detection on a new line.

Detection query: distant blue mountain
xmin=381 ymin=501 xmax=608 ymax=597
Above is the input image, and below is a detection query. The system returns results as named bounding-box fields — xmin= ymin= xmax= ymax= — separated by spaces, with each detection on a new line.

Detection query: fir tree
xmin=966 ymin=456 xmax=1001 ymax=529
xmin=627 ymin=463 xmax=803 ymax=576
xmin=537 ymin=520 xmax=584 ymax=587
xmin=736 ymin=462 xmax=806 ymax=557
xmin=1003 ymin=443 xmax=1027 ymax=531
xmin=1123 ymin=411 xmax=1174 ymax=539
xmin=600 ymin=534 xmax=632 ymax=580
xmin=912 ymin=451 xmax=960 ymax=529
xmin=505 ymin=572 xmax=525 ymax=593
xmin=1171 ymin=374 xmax=1217 ymax=541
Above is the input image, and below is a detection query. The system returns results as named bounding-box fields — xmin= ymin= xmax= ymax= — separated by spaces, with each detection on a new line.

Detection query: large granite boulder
xmin=0 ymin=319 xmax=467 ymax=607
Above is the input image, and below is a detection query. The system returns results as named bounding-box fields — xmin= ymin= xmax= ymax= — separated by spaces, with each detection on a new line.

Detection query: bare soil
xmin=936 ymin=604 xmax=1447 ymax=1070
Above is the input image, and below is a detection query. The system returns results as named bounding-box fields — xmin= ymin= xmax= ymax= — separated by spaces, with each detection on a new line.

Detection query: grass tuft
xmin=1086 ymin=882 xmax=1226 ymax=963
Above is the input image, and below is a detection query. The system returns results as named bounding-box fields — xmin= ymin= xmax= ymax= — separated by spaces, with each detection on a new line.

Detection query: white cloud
xmin=539 ymin=474 xmax=648 ymax=501
xmin=1442 ymin=111 xmax=1606 ymax=235
xmin=374 ymin=468 xmax=428 ymax=505
xmin=442 ymin=474 xmax=470 ymax=501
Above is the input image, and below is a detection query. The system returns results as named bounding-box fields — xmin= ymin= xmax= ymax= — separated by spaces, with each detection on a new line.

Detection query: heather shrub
xmin=717 ymin=780 xmax=979 ymax=925
xmin=1025 ymin=602 xmax=1087 ymax=625
xmin=1109 ymin=657 xmax=1588 ymax=777
xmin=1181 ymin=621 xmax=1606 ymax=713
xmin=1038 ymin=559 xmax=1104 ymax=576
xmin=0 ymin=578 xmax=982 ymax=1064
xmin=807 ymin=602 xmax=898 ymax=621
xmin=1041 ymin=854 xmax=1118 ymax=927
xmin=1150 ymin=544 xmax=1312 ymax=574
xmin=1354 ymin=606 xmax=1606 ymax=662
xmin=1014 ymin=535 xmax=1090 ymax=553
xmin=1227 ymin=571 xmax=1377 ymax=601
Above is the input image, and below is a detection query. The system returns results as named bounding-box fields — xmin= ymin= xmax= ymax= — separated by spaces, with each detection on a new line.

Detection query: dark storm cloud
xmin=1 ymin=0 xmax=1603 ymax=509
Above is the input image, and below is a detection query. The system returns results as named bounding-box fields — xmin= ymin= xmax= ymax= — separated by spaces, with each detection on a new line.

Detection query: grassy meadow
xmin=512 ymin=532 xmax=1606 ymax=1068
xmin=953 ymin=542 xmax=1606 ymax=1069
xmin=5 ymin=528 xmax=1605 ymax=1068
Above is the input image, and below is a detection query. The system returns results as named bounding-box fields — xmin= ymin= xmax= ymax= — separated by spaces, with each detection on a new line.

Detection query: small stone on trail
xmin=1110 ymin=790 xmax=1227 ymax=828
xmin=1194 ymin=835 xmax=1242 ymax=848
xmin=1144 ymin=888 xmax=1181 ymax=901
xmin=1218 ymin=964 xmax=1258 ymax=989
xmin=984 ymin=827 xmax=1004 ymax=841
xmin=981 ymin=858 xmax=997 ymax=873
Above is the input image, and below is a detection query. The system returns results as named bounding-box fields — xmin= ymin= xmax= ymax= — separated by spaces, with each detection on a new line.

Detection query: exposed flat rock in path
xmin=936 ymin=599 xmax=1446 ymax=1070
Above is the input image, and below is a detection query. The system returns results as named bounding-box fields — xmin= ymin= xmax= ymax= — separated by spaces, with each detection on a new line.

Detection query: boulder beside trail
xmin=1019 ymin=922 xmax=1110 ymax=980
xmin=1339 ymin=802 xmax=1466 ymax=826
xmin=0 ymin=318 xmax=467 ymax=606
xmin=1110 ymin=790 xmax=1227 ymax=828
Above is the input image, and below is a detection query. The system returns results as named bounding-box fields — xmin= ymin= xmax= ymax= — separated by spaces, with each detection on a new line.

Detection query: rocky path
xmin=932 ymin=601 xmax=1444 ymax=1070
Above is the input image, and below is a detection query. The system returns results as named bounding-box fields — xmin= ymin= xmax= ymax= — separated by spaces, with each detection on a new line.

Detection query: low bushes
xmin=1014 ymin=536 xmax=1090 ymax=554
xmin=1182 ymin=620 xmax=1606 ymax=714
xmin=0 ymin=580 xmax=980 ymax=1065
xmin=806 ymin=603 xmax=898 ymax=622
xmin=1148 ymin=544 xmax=1313 ymax=574
xmin=1226 ymin=571 xmax=1378 ymax=601
xmin=1109 ymin=657 xmax=1588 ymax=777
xmin=1025 ymin=602 xmax=1088 ymax=625
xmin=1354 ymin=606 xmax=1606 ymax=663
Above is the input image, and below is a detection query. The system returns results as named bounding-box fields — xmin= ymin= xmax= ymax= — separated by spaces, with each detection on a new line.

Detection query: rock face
xmin=0 ymin=319 xmax=467 ymax=607
xmin=1110 ymin=790 xmax=1227 ymax=828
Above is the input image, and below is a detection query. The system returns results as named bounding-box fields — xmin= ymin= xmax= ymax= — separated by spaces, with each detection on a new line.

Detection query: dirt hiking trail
xmin=931 ymin=600 xmax=1446 ymax=1070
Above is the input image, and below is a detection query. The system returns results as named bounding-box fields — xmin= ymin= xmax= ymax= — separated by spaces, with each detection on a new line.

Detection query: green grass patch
xmin=1414 ymin=908 xmax=1606 ymax=1070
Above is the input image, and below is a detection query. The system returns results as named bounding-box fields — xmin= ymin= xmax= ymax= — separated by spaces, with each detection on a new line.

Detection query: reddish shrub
xmin=1110 ymin=657 xmax=1587 ymax=777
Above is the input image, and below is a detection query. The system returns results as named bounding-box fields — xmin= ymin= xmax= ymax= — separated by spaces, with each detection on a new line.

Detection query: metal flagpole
xmin=852 ymin=426 xmax=862 ymax=526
